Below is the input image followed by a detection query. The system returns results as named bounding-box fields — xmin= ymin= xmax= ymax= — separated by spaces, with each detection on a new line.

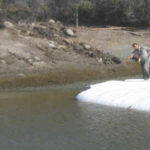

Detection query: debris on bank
xmin=0 ymin=20 xmax=121 ymax=76
xmin=17 ymin=20 xmax=121 ymax=65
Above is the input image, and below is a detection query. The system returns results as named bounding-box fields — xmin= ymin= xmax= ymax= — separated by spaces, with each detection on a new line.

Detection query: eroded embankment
xmin=0 ymin=62 xmax=141 ymax=89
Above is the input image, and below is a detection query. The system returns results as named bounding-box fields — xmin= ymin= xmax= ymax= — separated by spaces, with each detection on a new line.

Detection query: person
xmin=128 ymin=43 xmax=150 ymax=80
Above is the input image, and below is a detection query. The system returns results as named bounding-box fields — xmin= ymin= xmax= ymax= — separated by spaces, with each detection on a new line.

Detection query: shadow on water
xmin=0 ymin=82 xmax=150 ymax=150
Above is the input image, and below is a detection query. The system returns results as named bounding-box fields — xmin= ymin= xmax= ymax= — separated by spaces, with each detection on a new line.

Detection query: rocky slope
xmin=0 ymin=20 xmax=121 ymax=77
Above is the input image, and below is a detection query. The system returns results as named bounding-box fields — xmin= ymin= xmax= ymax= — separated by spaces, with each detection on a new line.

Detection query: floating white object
xmin=76 ymin=79 xmax=150 ymax=111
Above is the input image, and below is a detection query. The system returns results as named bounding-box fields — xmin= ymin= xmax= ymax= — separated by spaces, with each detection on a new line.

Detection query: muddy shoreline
xmin=0 ymin=62 xmax=141 ymax=89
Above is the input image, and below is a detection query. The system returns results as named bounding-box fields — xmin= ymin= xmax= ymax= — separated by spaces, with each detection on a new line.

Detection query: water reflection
xmin=78 ymin=102 xmax=150 ymax=150
xmin=0 ymin=88 xmax=149 ymax=150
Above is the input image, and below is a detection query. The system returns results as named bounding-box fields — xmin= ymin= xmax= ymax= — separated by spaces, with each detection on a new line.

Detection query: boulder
xmin=4 ymin=21 xmax=14 ymax=28
xmin=58 ymin=45 xmax=67 ymax=50
xmin=27 ymin=31 xmax=34 ymax=36
xmin=63 ymin=39 xmax=73 ymax=45
xmin=49 ymin=43 xmax=56 ymax=48
xmin=34 ymin=57 xmax=41 ymax=61
xmin=27 ymin=59 xmax=34 ymax=64
xmin=112 ymin=56 xmax=121 ymax=64
xmin=98 ymin=58 xmax=103 ymax=63
xmin=32 ymin=61 xmax=46 ymax=67
xmin=65 ymin=29 xmax=75 ymax=37
xmin=49 ymin=19 xmax=55 ymax=24
xmin=84 ymin=44 xmax=91 ymax=50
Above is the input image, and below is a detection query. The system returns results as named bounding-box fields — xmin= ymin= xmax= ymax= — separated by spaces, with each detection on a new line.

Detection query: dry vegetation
xmin=0 ymin=62 xmax=141 ymax=89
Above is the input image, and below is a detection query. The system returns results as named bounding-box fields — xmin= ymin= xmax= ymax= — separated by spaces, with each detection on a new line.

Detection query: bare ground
xmin=73 ymin=26 xmax=150 ymax=58
xmin=0 ymin=21 xmax=148 ymax=88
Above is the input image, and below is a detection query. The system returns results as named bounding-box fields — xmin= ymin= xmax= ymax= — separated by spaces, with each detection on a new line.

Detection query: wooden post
xmin=75 ymin=6 xmax=79 ymax=29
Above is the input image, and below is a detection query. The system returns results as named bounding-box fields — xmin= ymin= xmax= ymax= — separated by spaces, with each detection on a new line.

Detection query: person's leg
xmin=143 ymin=59 xmax=150 ymax=80
xmin=141 ymin=61 xmax=146 ymax=79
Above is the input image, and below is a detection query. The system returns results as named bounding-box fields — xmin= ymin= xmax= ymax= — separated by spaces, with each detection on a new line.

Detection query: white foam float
xmin=76 ymin=79 xmax=150 ymax=111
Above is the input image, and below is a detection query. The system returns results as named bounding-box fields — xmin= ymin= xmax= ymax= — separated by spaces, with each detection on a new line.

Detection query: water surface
xmin=0 ymin=86 xmax=150 ymax=150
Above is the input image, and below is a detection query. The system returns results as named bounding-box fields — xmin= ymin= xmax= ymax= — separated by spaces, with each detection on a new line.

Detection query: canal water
xmin=0 ymin=84 xmax=150 ymax=150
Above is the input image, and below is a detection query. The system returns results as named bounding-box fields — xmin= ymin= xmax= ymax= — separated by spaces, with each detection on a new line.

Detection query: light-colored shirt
xmin=139 ymin=46 xmax=150 ymax=61
xmin=131 ymin=46 xmax=150 ymax=61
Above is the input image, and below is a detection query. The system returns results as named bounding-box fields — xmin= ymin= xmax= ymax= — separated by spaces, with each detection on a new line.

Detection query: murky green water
xmin=0 ymin=85 xmax=150 ymax=150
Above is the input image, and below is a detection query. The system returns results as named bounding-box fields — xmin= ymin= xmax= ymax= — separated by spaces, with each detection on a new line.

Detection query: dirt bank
xmin=0 ymin=21 xmax=146 ymax=88
xmin=74 ymin=26 xmax=150 ymax=58
xmin=0 ymin=21 xmax=122 ymax=76
xmin=0 ymin=62 xmax=142 ymax=89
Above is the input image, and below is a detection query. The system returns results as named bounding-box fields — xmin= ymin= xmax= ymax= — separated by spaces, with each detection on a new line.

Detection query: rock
xmin=53 ymin=34 xmax=59 ymax=37
xmin=17 ymin=73 xmax=25 ymax=77
xmin=49 ymin=41 xmax=55 ymax=44
xmin=31 ymin=22 xmax=36 ymax=27
xmin=98 ymin=58 xmax=103 ymax=63
xmin=49 ymin=43 xmax=56 ymax=48
xmin=0 ymin=60 xmax=6 ymax=64
xmin=112 ymin=56 xmax=121 ymax=64
xmin=27 ymin=31 xmax=34 ymax=36
xmin=4 ymin=21 xmax=14 ymax=28
xmin=8 ymin=48 xmax=32 ymax=59
xmin=36 ymin=43 xmax=48 ymax=51
xmin=130 ymin=32 xmax=142 ymax=36
xmin=49 ymin=19 xmax=55 ymax=24
xmin=63 ymin=39 xmax=73 ymax=44
xmin=58 ymin=45 xmax=67 ymax=50
xmin=73 ymin=28 xmax=77 ymax=33
xmin=18 ymin=20 xmax=26 ymax=26
xmin=28 ymin=59 xmax=34 ymax=64
xmin=24 ymin=55 xmax=31 ymax=60
xmin=88 ymin=51 xmax=94 ymax=57
xmin=32 ymin=61 xmax=46 ymax=67
xmin=34 ymin=57 xmax=41 ymax=61
xmin=84 ymin=44 xmax=91 ymax=50
xmin=65 ymin=29 xmax=75 ymax=37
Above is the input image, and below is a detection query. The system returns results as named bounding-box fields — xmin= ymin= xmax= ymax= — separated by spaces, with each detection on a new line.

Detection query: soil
xmin=0 ymin=21 xmax=148 ymax=88
xmin=74 ymin=26 xmax=150 ymax=58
